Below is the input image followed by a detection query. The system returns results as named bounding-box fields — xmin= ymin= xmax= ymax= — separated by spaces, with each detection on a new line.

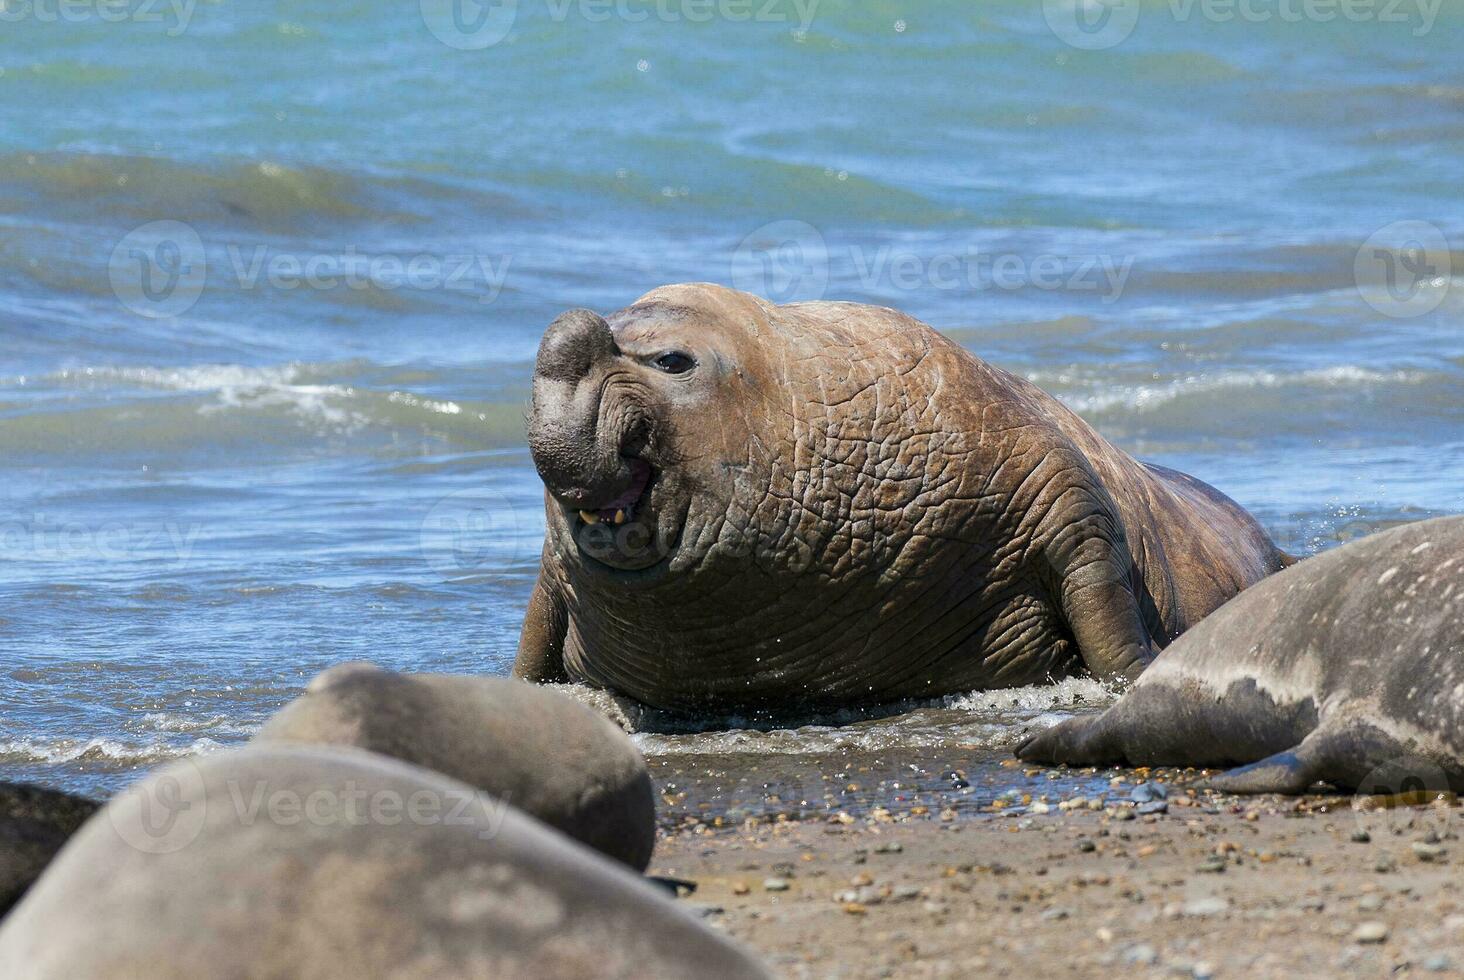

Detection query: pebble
xmin=891 ymin=884 xmax=922 ymax=902
xmin=1122 ymin=944 xmax=1158 ymax=966
xmin=763 ymin=877 xmax=790 ymax=892
xmin=1192 ymin=961 xmax=1216 ymax=979
xmin=1077 ymin=837 xmax=1096 ymax=853
xmin=1350 ymin=829 xmax=1371 ymax=843
xmin=1424 ymin=954 xmax=1452 ymax=972
xmin=1112 ymin=808 xmax=1136 ymax=822
xmin=1412 ymin=841 xmax=1446 ymax=863
xmin=1196 ymin=856 xmax=1227 ymax=874
xmin=1183 ymin=897 xmax=1228 ymax=918
xmin=1136 ymin=801 xmax=1168 ymax=816
xmin=1358 ymin=894 xmax=1385 ymax=912
xmin=731 ymin=881 xmax=750 ymax=895
xmin=687 ymin=904 xmax=724 ymax=918
xmin=874 ymin=842 xmax=903 ymax=854
xmin=1352 ymin=922 xmax=1389 ymax=944
xmin=1130 ymin=781 xmax=1168 ymax=804
xmin=1374 ymin=855 xmax=1398 ymax=873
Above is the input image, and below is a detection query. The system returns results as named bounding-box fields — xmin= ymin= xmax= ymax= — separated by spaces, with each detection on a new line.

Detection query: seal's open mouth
xmin=575 ymin=458 xmax=653 ymax=526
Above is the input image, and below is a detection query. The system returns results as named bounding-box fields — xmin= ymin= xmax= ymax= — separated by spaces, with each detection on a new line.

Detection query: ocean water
xmin=2 ymin=0 xmax=1462 ymax=802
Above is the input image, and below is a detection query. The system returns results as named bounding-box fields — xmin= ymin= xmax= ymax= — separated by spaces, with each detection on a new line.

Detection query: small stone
xmin=891 ymin=884 xmax=922 ymax=902
xmin=1183 ymin=897 xmax=1228 ymax=918
xmin=731 ymin=881 xmax=750 ymax=896
xmin=1413 ymin=841 xmax=1447 ymax=863
xmin=1358 ymin=894 xmax=1385 ymax=912
xmin=1041 ymin=907 xmax=1070 ymax=921
xmin=1424 ymin=954 xmax=1452 ymax=972
xmin=1196 ymin=856 xmax=1227 ymax=874
xmin=763 ymin=877 xmax=790 ymax=892
xmin=1374 ymin=855 xmax=1398 ymax=873
xmin=1192 ymin=962 xmax=1216 ymax=980
xmin=1352 ymin=921 xmax=1388 ymax=944
xmin=1350 ymin=829 xmax=1371 ymax=843
xmin=1077 ymin=838 xmax=1097 ymax=853
xmin=1112 ymin=808 xmax=1137 ymax=822
xmin=1122 ymin=943 xmax=1157 ymax=965
xmin=687 ymin=903 xmax=724 ymax=918
xmin=1136 ymin=800 xmax=1168 ymax=815
xmin=874 ymin=842 xmax=903 ymax=854
xmin=1130 ymin=781 xmax=1168 ymax=804
xmin=842 ymin=902 xmax=867 ymax=915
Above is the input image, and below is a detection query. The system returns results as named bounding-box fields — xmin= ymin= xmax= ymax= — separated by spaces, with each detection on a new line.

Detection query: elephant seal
xmin=253 ymin=663 xmax=656 ymax=869
xmin=0 ymin=783 xmax=98 ymax=916
xmin=516 ymin=283 xmax=1289 ymax=710
xmin=0 ymin=746 xmax=770 ymax=979
xmin=1016 ymin=516 xmax=1464 ymax=794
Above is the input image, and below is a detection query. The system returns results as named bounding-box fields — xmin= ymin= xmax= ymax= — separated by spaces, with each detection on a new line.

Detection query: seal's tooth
xmin=580 ymin=510 xmax=599 ymax=525
xmin=614 ymin=509 xmax=626 ymax=525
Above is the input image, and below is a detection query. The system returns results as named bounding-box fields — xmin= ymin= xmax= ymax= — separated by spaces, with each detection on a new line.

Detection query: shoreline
xmin=651 ymin=766 xmax=1464 ymax=978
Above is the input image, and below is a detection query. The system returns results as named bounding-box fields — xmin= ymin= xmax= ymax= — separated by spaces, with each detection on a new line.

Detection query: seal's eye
xmin=652 ymin=351 xmax=696 ymax=374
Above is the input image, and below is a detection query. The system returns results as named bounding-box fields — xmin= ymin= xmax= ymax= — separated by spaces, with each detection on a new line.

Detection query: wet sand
xmin=651 ymin=763 xmax=1464 ymax=978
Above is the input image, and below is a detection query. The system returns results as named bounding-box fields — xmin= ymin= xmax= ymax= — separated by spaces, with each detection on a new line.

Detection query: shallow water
xmin=1 ymin=1 xmax=1462 ymax=802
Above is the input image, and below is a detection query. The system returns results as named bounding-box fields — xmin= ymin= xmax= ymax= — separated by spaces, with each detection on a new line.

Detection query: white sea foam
xmin=1035 ymin=365 xmax=1427 ymax=414
xmin=0 ymin=735 xmax=224 ymax=766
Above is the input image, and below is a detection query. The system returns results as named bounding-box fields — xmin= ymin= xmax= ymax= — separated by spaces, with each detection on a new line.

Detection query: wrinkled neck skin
xmin=546 ymin=302 xmax=1043 ymax=712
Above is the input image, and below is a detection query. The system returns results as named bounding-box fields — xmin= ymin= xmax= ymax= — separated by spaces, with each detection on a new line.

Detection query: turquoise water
xmin=2 ymin=1 xmax=1462 ymax=797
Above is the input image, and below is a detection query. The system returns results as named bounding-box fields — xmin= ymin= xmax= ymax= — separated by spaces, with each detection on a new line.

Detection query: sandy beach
xmin=652 ymin=763 xmax=1464 ymax=978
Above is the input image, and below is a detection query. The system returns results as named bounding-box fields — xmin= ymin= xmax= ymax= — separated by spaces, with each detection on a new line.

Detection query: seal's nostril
xmin=535 ymin=308 xmax=617 ymax=382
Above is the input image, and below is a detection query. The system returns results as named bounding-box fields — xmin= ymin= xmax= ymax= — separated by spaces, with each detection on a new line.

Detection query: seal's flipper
xmin=1014 ymin=713 xmax=1119 ymax=767
xmin=1193 ymin=746 xmax=1322 ymax=795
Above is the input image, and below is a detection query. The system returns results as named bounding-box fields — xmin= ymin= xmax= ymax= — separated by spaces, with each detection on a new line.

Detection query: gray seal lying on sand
xmin=0 ymin=746 xmax=770 ymax=979
xmin=516 ymin=283 xmax=1290 ymax=711
xmin=1017 ymin=516 xmax=1464 ymax=794
xmin=254 ymin=663 xmax=655 ymax=869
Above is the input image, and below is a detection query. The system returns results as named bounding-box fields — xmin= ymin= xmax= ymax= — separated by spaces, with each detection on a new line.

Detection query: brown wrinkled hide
xmin=516 ymin=283 xmax=1288 ymax=711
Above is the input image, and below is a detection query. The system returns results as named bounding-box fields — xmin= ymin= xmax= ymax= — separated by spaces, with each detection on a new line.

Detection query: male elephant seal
xmin=1017 ymin=516 xmax=1464 ymax=794
xmin=0 ymin=746 xmax=770 ymax=979
xmin=516 ymin=283 xmax=1289 ymax=711
xmin=253 ymin=662 xmax=656 ymax=869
